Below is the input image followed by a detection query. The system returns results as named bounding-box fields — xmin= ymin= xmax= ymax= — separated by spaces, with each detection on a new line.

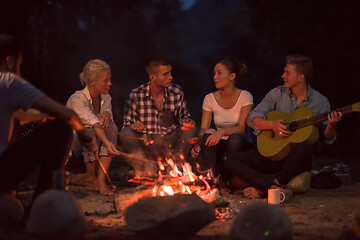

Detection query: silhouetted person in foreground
xmin=0 ymin=34 xmax=97 ymax=213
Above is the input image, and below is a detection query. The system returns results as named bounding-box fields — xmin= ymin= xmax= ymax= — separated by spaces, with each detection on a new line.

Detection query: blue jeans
xmin=224 ymin=142 xmax=316 ymax=194
xmin=201 ymin=133 xmax=251 ymax=181
xmin=71 ymin=121 xmax=118 ymax=162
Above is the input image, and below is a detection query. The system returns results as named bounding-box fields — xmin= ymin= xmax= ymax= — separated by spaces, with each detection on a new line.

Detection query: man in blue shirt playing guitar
xmin=224 ymin=55 xmax=345 ymax=199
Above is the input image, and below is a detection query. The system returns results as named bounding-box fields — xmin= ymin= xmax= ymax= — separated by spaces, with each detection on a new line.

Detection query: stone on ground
xmin=113 ymin=187 xmax=153 ymax=214
xmin=26 ymin=190 xmax=87 ymax=239
xmin=231 ymin=202 xmax=292 ymax=240
xmin=0 ymin=193 xmax=24 ymax=225
xmin=125 ymin=193 xmax=215 ymax=237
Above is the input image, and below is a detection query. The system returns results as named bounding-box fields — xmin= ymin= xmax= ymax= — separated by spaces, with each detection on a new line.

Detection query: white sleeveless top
xmin=202 ymin=90 xmax=253 ymax=139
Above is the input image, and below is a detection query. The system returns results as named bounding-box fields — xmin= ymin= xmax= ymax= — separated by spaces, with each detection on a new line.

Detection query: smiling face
xmin=282 ymin=63 xmax=303 ymax=89
xmin=89 ymin=69 xmax=112 ymax=95
xmin=150 ymin=64 xmax=173 ymax=88
xmin=213 ymin=63 xmax=235 ymax=89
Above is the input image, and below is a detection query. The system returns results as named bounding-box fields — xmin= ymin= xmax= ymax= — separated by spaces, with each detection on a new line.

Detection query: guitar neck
xmin=294 ymin=104 xmax=353 ymax=130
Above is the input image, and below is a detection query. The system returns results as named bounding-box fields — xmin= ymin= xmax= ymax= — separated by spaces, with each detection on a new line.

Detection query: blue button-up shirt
xmin=247 ymin=84 xmax=331 ymax=136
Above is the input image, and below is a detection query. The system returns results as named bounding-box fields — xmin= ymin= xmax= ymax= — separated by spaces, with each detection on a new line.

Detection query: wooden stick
xmin=95 ymin=154 xmax=116 ymax=191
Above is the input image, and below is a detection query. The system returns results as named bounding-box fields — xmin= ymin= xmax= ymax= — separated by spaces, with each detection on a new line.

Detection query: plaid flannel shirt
xmin=122 ymin=82 xmax=190 ymax=135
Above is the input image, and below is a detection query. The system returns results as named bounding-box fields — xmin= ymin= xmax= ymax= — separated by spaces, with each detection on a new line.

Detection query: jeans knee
xmin=106 ymin=121 xmax=118 ymax=145
xmin=223 ymin=152 xmax=242 ymax=171
xmin=226 ymin=134 xmax=249 ymax=151
xmin=227 ymin=133 xmax=243 ymax=144
xmin=120 ymin=126 xmax=136 ymax=136
xmin=224 ymin=155 xmax=234 ymax=171
xmin=119 ymin=126 xmax=144 ymax=151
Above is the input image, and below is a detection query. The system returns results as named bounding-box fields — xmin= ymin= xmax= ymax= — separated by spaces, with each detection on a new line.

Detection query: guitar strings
xmin=289 ymin=105 xmax=352 ymax=131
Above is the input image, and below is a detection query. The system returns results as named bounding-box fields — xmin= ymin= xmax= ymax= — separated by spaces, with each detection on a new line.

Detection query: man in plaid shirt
xmin=120 ymin=56 xmax=196 ymax=173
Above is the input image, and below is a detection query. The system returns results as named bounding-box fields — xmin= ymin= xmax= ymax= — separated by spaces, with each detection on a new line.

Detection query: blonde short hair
xmin=79 ymin=59 xmax=110 ymax=86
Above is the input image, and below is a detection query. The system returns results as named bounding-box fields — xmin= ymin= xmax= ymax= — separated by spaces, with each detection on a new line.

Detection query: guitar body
xmin=257 ymin=107 xmax=319 ymax=161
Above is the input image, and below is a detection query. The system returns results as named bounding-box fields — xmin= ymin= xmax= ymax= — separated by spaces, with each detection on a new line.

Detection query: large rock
xmin=125 ymin=193 xmax=215 ymax=238
xmin=0 ymin=193 xmax=24 ymax=225
xmin=113 ymin=186 xmax=153 ymax=214
xmin=231 ymin=202 xmax=292 ymax=240
xmin=26 ymin=190 xmax=87 ymax=239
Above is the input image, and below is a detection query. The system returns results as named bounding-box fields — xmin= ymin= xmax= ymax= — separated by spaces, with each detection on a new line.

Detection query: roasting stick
xmin=92 ymin=122 xmax=195 ymax=189
xmin=91 ymin=125 xmax=154 ymax=192
xmin=95 ymin=154 xmax=116 ymax=191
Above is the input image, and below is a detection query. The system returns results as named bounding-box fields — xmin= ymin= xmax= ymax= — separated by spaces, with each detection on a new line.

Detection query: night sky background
xmin=1 ymin=0 xmax=359 ymax=161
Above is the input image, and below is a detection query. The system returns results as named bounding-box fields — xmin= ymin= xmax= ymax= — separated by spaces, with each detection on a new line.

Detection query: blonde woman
xmin=67 ymin=59 xmax=119 ymax=195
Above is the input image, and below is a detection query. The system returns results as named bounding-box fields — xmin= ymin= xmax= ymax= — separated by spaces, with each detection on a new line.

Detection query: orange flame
xmin=152 ymin=156 xmax=214 ymax=200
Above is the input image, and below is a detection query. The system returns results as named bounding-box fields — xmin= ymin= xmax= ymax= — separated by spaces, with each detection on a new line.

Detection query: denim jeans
xmin=71 ymin=121 xmax=118 ymax=162
xmin=201 ymin=133 xmax=251 ymax=181
xmin=0 ymin=120 xmax=73 ymax=198
xmin=224 ymin=142 xmax=316 ymax=194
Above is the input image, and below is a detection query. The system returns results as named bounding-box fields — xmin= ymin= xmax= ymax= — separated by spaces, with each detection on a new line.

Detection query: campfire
xmin=113 ymin=131 xmax=235 ymax=224
xmin=151 ymin=158 xmax=217 ymax=199
xmin=114 ymin=153 xmax=234 ymax=221
xmin=127 ymin=155 xmax=217 ymax=199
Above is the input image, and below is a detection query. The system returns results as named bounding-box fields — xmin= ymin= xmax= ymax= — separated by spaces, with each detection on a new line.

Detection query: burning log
xmin=125 ymin=193 xmax=215 ymax=238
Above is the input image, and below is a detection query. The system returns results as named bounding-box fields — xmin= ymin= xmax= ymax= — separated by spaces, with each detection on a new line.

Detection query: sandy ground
xmin=1 ymin=160 xmax=360 ymax=240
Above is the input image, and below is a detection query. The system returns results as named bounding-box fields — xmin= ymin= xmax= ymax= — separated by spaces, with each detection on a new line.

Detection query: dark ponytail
xmin=218 ymin=58 xmax=247 ymax=81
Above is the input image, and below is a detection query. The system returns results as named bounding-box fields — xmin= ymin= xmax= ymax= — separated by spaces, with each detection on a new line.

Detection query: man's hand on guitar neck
xmin=327 ymin=111 xmax=343 ymax=128
xmin=271 ymin=119 xmax=291 ymax=138
xmin=324 ymin=111 xmax=343 ymax=142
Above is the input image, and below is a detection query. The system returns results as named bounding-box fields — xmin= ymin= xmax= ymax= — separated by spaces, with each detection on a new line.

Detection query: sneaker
xmin=333 ymin=163 xmax=350 ymax=176
xmin=319 ymin=165 xmax=334 ymax=173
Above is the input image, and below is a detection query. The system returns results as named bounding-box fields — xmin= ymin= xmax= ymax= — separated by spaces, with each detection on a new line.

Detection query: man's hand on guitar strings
xmin=327 ymin=111 xmax=343 ymax=128
xmin=272 ymin=118 xmax=291 ymax=138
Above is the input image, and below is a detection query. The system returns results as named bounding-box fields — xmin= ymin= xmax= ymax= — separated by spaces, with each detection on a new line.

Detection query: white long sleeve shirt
xmin=66 ymin=87 xmax=113 ymax=127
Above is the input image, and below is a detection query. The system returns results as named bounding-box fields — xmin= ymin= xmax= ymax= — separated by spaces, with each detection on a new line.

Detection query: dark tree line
xmin=0 ymin=0 xmax=359 ymax=158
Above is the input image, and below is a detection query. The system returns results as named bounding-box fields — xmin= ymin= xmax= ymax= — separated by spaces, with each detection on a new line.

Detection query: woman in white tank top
xmin=192 ymin=59 xmax=253 ymax=193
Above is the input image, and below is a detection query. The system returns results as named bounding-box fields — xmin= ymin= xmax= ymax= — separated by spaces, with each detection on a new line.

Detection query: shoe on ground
xmin=333 ymin=163 xmax=350 ymax=176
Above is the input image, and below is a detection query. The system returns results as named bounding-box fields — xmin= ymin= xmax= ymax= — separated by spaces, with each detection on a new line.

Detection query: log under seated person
xmin=192 ymin=59 xmax=253 ymax=192
xmin=67 ymin=59 xmax=119 ymax=196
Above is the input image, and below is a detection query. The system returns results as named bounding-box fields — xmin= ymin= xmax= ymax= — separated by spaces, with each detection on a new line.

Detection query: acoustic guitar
xmin=257 ymin=102 xmax=360 ymax=161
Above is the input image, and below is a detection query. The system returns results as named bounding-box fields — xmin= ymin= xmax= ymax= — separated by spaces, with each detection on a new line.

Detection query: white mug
xmin=268 ymin=189 xmax=285 ymax=204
